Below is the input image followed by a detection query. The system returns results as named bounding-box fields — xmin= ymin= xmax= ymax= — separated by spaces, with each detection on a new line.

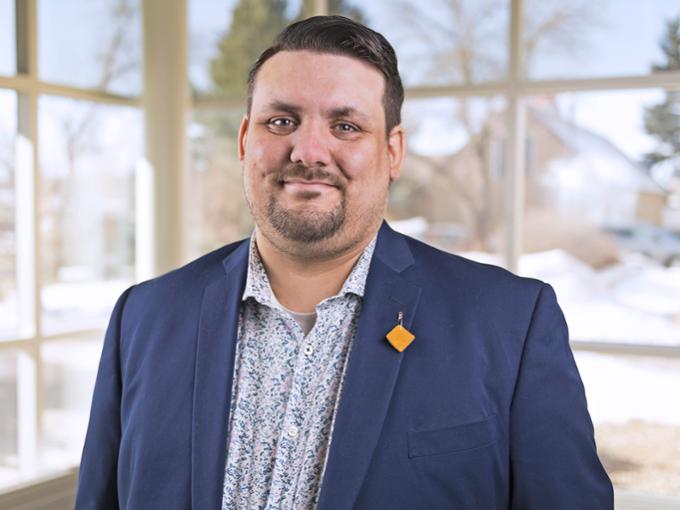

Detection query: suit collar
xmin=374 ymin=220 xmax=415 ymax=273
xmin=191 ymin=239 xmax=249 ymax=509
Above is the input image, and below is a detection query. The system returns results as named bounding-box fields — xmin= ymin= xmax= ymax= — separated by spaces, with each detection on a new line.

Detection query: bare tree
xmin=47 ymin=0 xmax=139 ymax=282
xmin=389 ymin=0 xmax=603 ymax=249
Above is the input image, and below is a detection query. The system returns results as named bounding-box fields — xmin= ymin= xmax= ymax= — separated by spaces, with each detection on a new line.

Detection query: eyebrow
xmin=265 ymin=101 xmax=302 ymax=115
xmin=263 ymin=101 xmax=370 ymax=123
xmin=327 ymin=106 xmax=370 ymax=123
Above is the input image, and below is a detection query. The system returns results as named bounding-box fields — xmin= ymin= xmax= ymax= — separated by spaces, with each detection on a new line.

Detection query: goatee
xmin=264 ymin=164 xmax=347 ymax=243
xmin=267 ymin=194 xmax=346 ymax=243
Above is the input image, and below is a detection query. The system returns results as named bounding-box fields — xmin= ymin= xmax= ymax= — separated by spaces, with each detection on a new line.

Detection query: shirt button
xmin=304 ymin=345 xmax=313 ymax=356
xmin=287 ymin=425 xmax=299 ymax=438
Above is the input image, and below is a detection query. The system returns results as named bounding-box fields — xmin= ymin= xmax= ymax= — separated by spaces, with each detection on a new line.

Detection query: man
xmin=76 ymin=15 xmax=613 ymax=510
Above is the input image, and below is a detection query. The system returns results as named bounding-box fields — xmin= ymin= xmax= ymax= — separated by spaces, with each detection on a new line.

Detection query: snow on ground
xmin=518 ymin=250 xmax=680 ymax=345
xmin=458 ymin=247 xmax=680 ymax=345
xmin=41 ymin=278 xmax=132 ymax=333
xmin=575 ymin=351 xmax=680 ymax=426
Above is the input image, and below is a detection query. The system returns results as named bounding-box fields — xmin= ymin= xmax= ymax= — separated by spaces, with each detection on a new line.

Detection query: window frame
xmin=0 ymin=0 xmax=142 ymax=487
xmin=0 ymin=0 xmax=679 ymax=504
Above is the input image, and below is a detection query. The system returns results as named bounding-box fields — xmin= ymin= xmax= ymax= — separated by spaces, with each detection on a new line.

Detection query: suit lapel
xmin=191 ymin=240 xmax=249 ymax=510
xmin=317 ymin=223 xmax=422 ymax=510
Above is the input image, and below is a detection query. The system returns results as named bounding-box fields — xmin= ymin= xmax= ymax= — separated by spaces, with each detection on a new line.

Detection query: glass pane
xmin=520 ymin=89 xmax=680 ymax=345
xmin=0 ymin=0 xmax=15 ymax=76
xmin=189 ymin=0 xmax=303 ymax=96
xmin=0 ymin=350 xmax=18 ymax=489
xmin=189 ymin=0 xmax=508 ymax=93
xmin=39 ymin=96 xmax=142 ymax=334
xmin=0 ymin=90 xmax=17 ymax=340
xmin=389 ymin=97 xmax=506 ymax=260
xmin=41 ymin=338 xmax=100 ymax=472
xmin=526 ymin=0 xmax=680 ymax=79
xmin=338 ymin=0 xmax=509 ymax=87
xmin=576 ymin=352 xmax=680 ymax=496
xmin=38 ymin=0 xmax=142 ymax=95
xmin=187 ymin=108 xmax=252 ymax=260
xmin=189 ymin=0 xmax=236 ymax=95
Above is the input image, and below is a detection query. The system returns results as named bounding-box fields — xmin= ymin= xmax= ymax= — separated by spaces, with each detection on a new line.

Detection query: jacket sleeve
xmin=75 ymin=286 xmax=134 ymax=510
xmin=509 ymin=283 xmax=614 ymax=509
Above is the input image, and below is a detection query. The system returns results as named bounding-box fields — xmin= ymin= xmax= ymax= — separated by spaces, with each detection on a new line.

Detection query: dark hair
xmin=247 ymin=15 xmax=404 ymax=132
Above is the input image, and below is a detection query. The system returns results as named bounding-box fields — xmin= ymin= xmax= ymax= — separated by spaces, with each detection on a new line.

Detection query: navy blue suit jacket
xmin=76 ymin=222 xmax=613 ymax=509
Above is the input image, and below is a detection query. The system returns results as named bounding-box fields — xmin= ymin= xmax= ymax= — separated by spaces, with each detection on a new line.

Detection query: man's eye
xmin=335 ymin=123 xmax=359 ymax=133
xmin=269 ymin=119 xmax=293 ymax=127
xmin=267 ymin=117 xmax=295 ymax=134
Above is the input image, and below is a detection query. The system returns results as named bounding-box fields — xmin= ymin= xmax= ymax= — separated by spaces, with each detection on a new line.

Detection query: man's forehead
xmin=259 ymin=49 xmax=384 ymax=76
xmin=251 ymin=50 xmax=386 ymax=107
xmin=260 ymin=99 xmax=373 ymax=122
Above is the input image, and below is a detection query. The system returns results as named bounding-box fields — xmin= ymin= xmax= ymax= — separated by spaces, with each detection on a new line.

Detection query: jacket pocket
xmin=408 ymin=414 xmax=500 ymax=458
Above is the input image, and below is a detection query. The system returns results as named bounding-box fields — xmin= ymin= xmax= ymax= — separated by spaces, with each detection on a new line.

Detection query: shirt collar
xmin=241 ymin=232 xmax=378 ymax=308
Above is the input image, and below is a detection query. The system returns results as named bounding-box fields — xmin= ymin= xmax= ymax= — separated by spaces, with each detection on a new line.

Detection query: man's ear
xmin=238 ymin=115 xmax=249 ymax=161
xmin=387 ymin=125 xmax=405 ymax=182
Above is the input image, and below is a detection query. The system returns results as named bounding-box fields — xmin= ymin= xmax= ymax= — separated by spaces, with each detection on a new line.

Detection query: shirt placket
xmin=266 ymin=310 xmax=321 ymax=509
xmin=291 ymin=305 xmax=335 ymax=509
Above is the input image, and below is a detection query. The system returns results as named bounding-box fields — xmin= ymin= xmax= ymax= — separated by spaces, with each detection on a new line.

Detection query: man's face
xmin=239 ymin=50 xmax=404 ymax=258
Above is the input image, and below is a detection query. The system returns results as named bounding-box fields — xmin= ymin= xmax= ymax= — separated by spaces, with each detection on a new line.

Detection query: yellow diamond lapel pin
xmin=386 ymin=311 xmax=415 ymax=352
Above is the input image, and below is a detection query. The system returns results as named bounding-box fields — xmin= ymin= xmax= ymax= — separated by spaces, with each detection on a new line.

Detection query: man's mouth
xmin=281 ymin=179 xmax=338 ymax=192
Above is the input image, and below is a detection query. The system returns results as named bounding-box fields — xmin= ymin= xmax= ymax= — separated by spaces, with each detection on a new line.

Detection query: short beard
xmin=267 ymin=194 xmax=346 ymax=243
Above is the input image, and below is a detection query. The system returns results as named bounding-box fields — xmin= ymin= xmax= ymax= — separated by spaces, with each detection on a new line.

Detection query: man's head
xmin=239 ymin=16 xmax=405 ymax=260
xmin=247 ymin=16 xmax=404 ymax=134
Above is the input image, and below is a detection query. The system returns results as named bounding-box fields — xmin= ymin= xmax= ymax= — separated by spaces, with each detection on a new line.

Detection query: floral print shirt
xmin=222 ymin=234 xmax=377 ymax=510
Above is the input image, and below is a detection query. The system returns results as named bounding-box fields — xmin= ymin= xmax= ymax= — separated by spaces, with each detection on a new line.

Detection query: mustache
xmin=274 ymin=164 xmax=345 ymax=189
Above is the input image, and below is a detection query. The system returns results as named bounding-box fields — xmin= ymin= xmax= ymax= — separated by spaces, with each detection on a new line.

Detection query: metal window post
xmin=504 ymin=0 xmax=526 ymax=273
xmin=141 ymin=0 xmax=189 ymax=278
xmin=15 ymin=0 xmax=42 ymax=477
xmin=314 ymin=0 xmax=329 ymax=16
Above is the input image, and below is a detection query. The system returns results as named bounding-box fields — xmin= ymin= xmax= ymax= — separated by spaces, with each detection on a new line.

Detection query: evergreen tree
xmin=210 ymin=0 xmax=365 ymax=98
xmin=209 ymin=0 xmax=288 ymax=97
xmin=298 ymin=0 xmax=365 ymax=23
xmin=643 ymin=16 xmax=680 ymax=169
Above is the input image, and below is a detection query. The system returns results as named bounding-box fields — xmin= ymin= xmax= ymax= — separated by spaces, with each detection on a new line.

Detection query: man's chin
xmin=273 ymin=220 xmax=343 ymax=244
xmin=266 ymin=199 xmax=346 ymax=244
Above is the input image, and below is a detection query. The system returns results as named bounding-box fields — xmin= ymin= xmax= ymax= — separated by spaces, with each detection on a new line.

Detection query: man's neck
xmin=254 ymin=230 xmax=375 ymax=314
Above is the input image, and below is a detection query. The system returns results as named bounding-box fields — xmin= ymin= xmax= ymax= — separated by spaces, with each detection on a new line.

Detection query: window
xmin=38 ymin=0 xmax=142 ymax=95
xmin=39 ymin=96 xmax=141 ymax=334
xmin=391 ymin=97 xmax=507 ymax=256
xmin=187 ymin=107 xmax=252 ymax=258
xmin=525 ymin=0 xmax=680 ymax=80
xmin=0 ymin=0 xmax=142 ymax=489
xmin=336 ymin=0 xmax=510 ymax=86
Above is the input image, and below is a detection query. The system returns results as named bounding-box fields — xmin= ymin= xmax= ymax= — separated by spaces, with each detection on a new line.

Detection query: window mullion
xmin=503 ymin=0 xmax=526 ymax=273
xmin=15 ymin=0 xmax=43 ymax=475
xmin=313 ymin=0 xmax=329 ymax=16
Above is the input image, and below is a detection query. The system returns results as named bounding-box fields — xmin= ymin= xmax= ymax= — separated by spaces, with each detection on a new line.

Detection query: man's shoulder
xmin=394 ymin=232 xmax=546 ymax=305
xmin=127 ymin=237 xmax=248 ymax=303
xmin=392 ymin=232 xmax=555 ymax=336
xmin=403 ymin=234 xmax=541 ymax=286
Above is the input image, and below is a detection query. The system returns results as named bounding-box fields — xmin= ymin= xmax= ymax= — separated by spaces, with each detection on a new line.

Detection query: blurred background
xmin=0 ymin=0 xmax=679 ymax=508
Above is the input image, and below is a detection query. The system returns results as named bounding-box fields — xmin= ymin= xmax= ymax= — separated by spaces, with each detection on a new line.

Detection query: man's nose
xmin=289 ymin=121 xmax=332 ymax=167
